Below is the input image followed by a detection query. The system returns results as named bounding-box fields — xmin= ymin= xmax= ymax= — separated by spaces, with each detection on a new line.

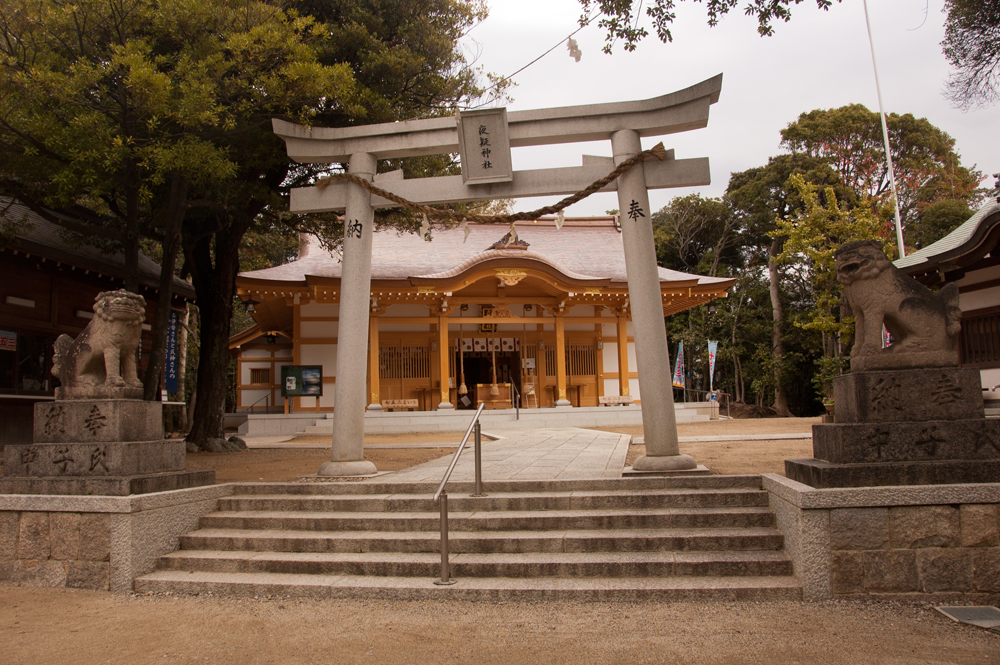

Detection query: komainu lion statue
xmin=52 ymin=289 xmax=146 ymax=399
xmin=835 ymin=240 xmax=962 ymax=372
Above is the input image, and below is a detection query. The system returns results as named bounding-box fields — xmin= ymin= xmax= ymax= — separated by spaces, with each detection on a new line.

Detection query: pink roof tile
xmin=239 ymin=218 xmax=732 ymax=287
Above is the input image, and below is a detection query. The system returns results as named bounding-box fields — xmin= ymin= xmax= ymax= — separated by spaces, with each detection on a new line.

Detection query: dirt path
xmin=189 ymin=418 xmax=820 ymax=482
xmin=2 ymin=588 xmax=996 ymax=665
xmin=185 ymin=447 xmax=454 ymax=483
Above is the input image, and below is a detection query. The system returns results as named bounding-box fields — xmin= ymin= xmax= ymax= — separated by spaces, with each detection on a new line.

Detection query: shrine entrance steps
xmin=134 ymin=475 xmax=802 ymax=601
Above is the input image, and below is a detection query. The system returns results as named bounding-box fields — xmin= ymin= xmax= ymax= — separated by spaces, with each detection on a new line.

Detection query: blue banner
xmin=672 ymin=341 xmax=685 ymax=389
xmin=165 ymin=310 xmax=179 ymax=393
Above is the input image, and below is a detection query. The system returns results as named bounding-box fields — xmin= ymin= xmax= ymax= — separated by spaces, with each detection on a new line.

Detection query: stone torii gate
xmin=272 ymin=75 xmax=723 ymax=476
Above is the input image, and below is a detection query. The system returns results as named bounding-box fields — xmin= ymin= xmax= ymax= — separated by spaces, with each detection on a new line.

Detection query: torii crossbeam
xmin=273 ymin=75 xmax=723 ymax=476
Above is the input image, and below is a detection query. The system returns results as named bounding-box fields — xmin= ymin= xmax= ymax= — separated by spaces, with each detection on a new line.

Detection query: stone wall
xmin=830 ymin=504 xmax=1000 ymax=596
xmin=764 ymin=473 xmax=1000 ymax=602
xmin=0 ymin=484 xmax=232 ymax=593
xmin=0 ymin=510 xmax=111 ymax=590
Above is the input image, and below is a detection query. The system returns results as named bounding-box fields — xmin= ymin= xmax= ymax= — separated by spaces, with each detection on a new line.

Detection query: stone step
xmin=134 ymin=570 xmax=802 ymax=601
xmin=228 ymin=475 xmax=764 ymax=495
xmin=156 ymin=549 xmax=794 ymax=578
xmin=217 ymin=488 xmax=769 ymax=513
xmin=200 ymin=506 xmax=776 ymax=533
xmin=178 ymin=526 xmax=785 ymax=554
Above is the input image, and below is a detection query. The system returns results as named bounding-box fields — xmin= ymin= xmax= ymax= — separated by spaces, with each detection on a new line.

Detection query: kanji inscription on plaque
xmin=456 ymin=107 xmax=512 ymax=184
xmin=44 ymin=405 xmax=66 ymax=436
xmin=871 ymin=377 xmax=904 ymax=413
xmin=865 ymin=428 xmax=892 ymax=460
xmin=84 ymin=405 xmax=107 ymax=436
xmin=90 ymin=446 xmax=109 ymax=472
xmin=914 ymin=425 xmax=946 ymax=457
xmin=930 ymin=374 xmax=963 ymax=405
xmin=52 ymin=446 xmax=74 ymax=474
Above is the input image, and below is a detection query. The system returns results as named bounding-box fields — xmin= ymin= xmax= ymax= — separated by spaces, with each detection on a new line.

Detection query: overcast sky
xmin=464 ymin=0 xmax=1000 ymax=217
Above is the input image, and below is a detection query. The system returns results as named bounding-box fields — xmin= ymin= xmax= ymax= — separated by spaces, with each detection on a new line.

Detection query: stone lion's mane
xmin=93 ymin=290 xmax=146 ymax=325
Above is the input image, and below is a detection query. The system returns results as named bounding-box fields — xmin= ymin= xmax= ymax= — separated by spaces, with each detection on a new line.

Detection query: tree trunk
xmin=123 ymin=163 xmax=141 ymax=293
xmin=143 ymin=175 xmax=188 ymax=401
xmin=184 ymin=216 xmax=248 ymax=452
xmin=768 ymin=236 xmax=793 ymax=417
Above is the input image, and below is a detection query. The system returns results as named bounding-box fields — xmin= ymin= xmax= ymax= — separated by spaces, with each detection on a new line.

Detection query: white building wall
xmin=603 ymin=344 xmax=618 ymax=372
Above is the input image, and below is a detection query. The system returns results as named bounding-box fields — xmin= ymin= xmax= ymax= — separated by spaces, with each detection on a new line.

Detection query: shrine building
xmin=231 ymin=216 xmax=734 ymax=414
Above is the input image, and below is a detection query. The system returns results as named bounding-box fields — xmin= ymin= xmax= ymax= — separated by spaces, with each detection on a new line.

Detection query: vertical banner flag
xmin=672 ymin=341 xmax=685 ymax=388
xmin=165 ymin=310 xmax=179 ymax=393
xmin=707 ymin=341 xmax=718 ymax=392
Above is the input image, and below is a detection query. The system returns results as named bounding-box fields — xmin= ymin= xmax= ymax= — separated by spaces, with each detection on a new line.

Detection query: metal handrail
xmin=511 ymin=383 xmax=520 ymax=420
xmin=248 ymin=393 xmax=270 ymax=413
xmin=433 ymin=402 xmax=486 ymax=585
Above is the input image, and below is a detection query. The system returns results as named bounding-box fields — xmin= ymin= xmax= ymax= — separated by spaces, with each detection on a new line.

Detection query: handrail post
xmin=472 ymin=422 xmax=485 ymax=497
xmin=433 ymin=493 xmax=456 ymax=585
xmin=432 ymin=402 xmax=486 ymax=584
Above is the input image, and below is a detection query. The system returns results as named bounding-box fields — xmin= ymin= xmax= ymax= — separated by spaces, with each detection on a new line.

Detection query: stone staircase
xmin=134 ymin=475 xmax=801 ymax=601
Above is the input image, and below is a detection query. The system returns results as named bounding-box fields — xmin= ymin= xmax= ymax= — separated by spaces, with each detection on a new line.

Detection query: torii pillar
xmin=317 ymin=152 xmax=378 ymax=477
xmin=273 ymin=75 xmax=724 ymax=476
xmin=613 ymin=129 xmax=695 ymax=471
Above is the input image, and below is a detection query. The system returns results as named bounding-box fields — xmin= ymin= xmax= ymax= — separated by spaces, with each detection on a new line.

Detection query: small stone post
xmin=612 ymin=129 xmax=696 ymax=471
xmin=319 ymin=152 xmax=378 ymax=476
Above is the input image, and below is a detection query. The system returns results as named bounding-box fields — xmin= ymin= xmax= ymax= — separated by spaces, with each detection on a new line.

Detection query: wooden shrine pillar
xmin=437 ymin=316 xmax=453 ymax=409
xmin=554 ymin=314 xmax=570 ymax=407
xmin=617 ymin=314 xmax=630 ymax=397
xmin=367 ymin=315 xmax=381 ymax=410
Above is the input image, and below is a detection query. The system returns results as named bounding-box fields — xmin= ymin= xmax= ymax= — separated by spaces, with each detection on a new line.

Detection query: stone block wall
xmin=0 ymin=510 xmax=112 ymax=590
xmin=830 ymin=505 xmax=1000 ymax=596
xmin=763 ymin=474 xmax=1000 ymax=602
xmin=0 ymin=484 xmax=232 ymax=593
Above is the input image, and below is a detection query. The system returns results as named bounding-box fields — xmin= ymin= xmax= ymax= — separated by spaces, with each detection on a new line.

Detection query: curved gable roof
xmin=240 ymin=218 xmax=733 ymax=289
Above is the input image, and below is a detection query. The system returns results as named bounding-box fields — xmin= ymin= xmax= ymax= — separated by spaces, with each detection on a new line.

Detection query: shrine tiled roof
xmin=1 ymin=199 xmax=196 ymax=299
xmin=240 ymin=218 xmax=733 ymax=288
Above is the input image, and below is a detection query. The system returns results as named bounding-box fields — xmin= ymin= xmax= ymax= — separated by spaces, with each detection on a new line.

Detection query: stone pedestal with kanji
xmin=1 ymin=399 xmax=213 ymax=496
xmin=786 ymin=367 xmax=1000 ymax=488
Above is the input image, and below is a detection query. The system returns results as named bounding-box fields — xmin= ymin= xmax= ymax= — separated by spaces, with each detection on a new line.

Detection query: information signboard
xmin=281 ymin=365 xmax=323 ymax=397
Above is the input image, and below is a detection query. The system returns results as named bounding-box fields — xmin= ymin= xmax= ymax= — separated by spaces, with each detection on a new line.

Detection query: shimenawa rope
xmin=315 ymin=142 xmax=668 ymax=224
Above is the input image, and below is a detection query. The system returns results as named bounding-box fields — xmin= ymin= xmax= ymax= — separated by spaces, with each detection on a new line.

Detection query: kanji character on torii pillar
xmin=272 ymin=75 xmax=723 ymax=476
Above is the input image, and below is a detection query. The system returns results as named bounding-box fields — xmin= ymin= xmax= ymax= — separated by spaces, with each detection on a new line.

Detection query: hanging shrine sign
xmin=456 ymin=108 xmax=513 ymax=185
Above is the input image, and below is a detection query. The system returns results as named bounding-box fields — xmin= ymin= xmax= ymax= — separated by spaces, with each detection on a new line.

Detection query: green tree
xmin=578 ymin=0 xmax=841 ymax=52
xmin=724 ymin=154 xmax=848 ymax=415
xmin=651 ymin=194 xmax=738 ymax=277
xmin=580 ymin=0 xmax=1000 ymax=111
xmin=910 ymin=198 xmax=974 ymax=250
xmin=943 ymin=0 xmax=1000 ymax=109
xmin=0 ymin=0 xmax=491 ymax=450
xmin=181 ymin=0 xmax=493 ymax=450
xmin=779 ymin=104 xmax=984 ymax=237
xmin=774 ymin=174 xmax=890 ymax=397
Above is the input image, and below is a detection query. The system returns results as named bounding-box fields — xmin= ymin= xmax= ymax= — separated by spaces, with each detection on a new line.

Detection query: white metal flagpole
xmin=862 ymin=0 xmax=906 ymax=258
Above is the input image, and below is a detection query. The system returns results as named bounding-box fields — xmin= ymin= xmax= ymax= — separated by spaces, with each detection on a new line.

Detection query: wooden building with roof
xmin=232 ymin=216 xmax=733 ymax=414
xmin=0 ymin=200 xmax=195 ymax=445
xmin=896 ymin=200 xmax=1000 ymax=399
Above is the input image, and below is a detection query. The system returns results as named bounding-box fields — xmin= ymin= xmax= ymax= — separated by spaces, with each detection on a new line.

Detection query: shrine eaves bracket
xmin=274 ymin=74 xmax=722 ymax=214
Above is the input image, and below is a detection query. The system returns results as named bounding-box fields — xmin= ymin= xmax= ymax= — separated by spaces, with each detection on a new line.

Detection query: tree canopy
xmin=943 ymin=0 xmax=1000 ymax=109
xmin=779 ymin=104 xmax=984 ymax=246
xmin=579 ymin=0 xmax=1000 ymax=109
xmin=0 ymin=0 xmax=494 ymax=450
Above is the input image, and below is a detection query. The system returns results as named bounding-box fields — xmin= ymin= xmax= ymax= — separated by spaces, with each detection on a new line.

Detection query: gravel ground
xmin=2 ymin=588 xmax=997 ymax=664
